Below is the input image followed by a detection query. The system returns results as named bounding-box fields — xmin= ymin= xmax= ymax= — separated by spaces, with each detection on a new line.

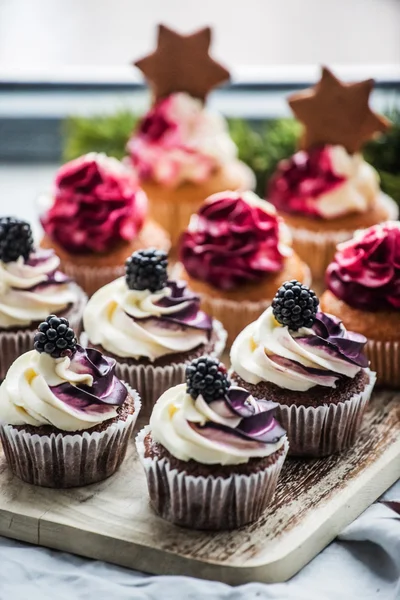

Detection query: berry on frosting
xmin=186 ymin=357 xmax=231 ymax=403
xmin=125 ymin=248 xmax=168 ymax=292
xmin=34 ymin=315 xmax=77 ymax=358
xmin=272 ymin=280 xmax=319 ymax=330
xmin=0 ymin=217 xmax=34 ymax=263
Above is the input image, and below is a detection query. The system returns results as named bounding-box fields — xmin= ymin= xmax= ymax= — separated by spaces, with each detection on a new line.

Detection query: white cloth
xmin=0 ymin=480 xmax=398 ymax=600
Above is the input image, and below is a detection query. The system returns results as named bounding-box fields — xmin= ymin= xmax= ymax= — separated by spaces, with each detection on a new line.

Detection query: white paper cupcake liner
xmin=136 ymin=426 xmax=289 ymax=530
xmin=272 ymin=369 xmax=376 ymax=457
xmin=288 ymin=194 xmax=399 ymax=282
xmin=365 ymin=340 xmax=400 ymax=388
xmin=0 ymin=384 xmax=141 ymax=488
xmin=60 ymin=261 xmax=125 ymax=298
xmin=114 ymin=319 xmax=227 ymax=415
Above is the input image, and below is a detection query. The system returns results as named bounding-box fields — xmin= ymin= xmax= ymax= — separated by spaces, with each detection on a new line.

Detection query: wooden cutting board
xmin=0 ymin=390 xmax=399 ymax=585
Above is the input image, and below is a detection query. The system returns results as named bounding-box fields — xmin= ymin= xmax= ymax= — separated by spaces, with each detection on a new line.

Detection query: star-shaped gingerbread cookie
xmin=288 ymin=67 xmax=389 ymax=154
xmin=134 ymin=24 xmax=230 ymax=103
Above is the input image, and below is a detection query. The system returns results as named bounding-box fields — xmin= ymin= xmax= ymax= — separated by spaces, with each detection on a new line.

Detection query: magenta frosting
xmin=50 ymin=345 xmax=127 ymax=414
xmin=268 ymin=146 xmax=345 ymax=218
xmin=326 ymin=223 xmax=400 ymax=311
xmin=41 ymin=155 xmax=147 ymax=254
xmin=179 ymin=194 xmax=285 ymax=290
xmin=195 ymin=387 xmax=286 ymax=444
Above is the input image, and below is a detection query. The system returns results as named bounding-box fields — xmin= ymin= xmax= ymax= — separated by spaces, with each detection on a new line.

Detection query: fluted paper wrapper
xmin=366 ymin=340 xmax=400 ymax=388
xmin=288 ymin=193 xmax=399 ymax=282
xmin=273 ymin=370 xmax=376 ymax=457
xmin=59 ymin=261 xmax=125 ymax=298
xmin=0 ymin=300 xmax=86 ymax=380
xmin=0 ymin=385 xmax=141 ymax=488
xmin=114 ymin=319 xmax=227 ymax=415
xmin=136 ymin=426 xmax=288 ymax=530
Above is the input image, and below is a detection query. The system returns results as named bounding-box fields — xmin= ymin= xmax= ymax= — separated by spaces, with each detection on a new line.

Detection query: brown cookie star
xmin=134 ymin=24 xmax=230 ymax=103
xmin=288 ymin=66 xmax=390 ymax=154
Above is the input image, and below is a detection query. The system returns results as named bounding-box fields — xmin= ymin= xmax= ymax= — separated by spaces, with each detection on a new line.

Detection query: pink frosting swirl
xmin=326 ymin=222 xmax=400 ymax=311
xmin=268 ymin=146 xmax=345 ymax=217
xmin=41 ymin=153 xmax=147 ymax=254
xmin=179 ymin=192 xmax=289 ymax=290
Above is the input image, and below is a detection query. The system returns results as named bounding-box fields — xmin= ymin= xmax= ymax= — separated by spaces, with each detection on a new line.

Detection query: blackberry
xmin=125 ymin=248 xmax=168 ymax=292
xmin=272 ymin=280 xmax=319 ymax=330
xmin=34 ymin=315 xmax=77 ymax=359
xmin=0 ymin=217 xmax=34 ymax=263
xmin=186 ymin=357 xmax=231 ymax=403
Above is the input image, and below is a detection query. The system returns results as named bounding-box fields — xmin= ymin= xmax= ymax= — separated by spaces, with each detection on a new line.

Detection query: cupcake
xmin=0 ymin=217 xmax=87 ymax=380
xmin=230 ymin=280 xmax=376 ymax=457
xmin=83 ymin=249 xmax=227 ymax=413
xmin=136 ymin=356 xmax=288 ymax=530
xmin=127 ymin=24 xmax=254 ymax=247
xmin=40 ymin=152 xmax=170 ymax=296
xmin=321 ymin=221 xmax=400 ymax=388
xmin=0 ymin=315 xmax=141 ymax=487
xmin=267 ymin=67 xmax=398 ymax=280
xmin=177 ymin=190 xmax=311 ymax=345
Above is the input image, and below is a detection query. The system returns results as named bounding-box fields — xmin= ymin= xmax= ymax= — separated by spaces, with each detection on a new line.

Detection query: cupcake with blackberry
xmin=136 ymin=356 xmax=288 ymax=529
xmin=177 ymin=190 xmax=311 ymax=345
xmin=267 ymin=67 xmax=398 ymax=280
xmin=0 ymin=315 xmax=141 ymax=487
xmin=0 ymin=217 xmax=87 ymax=380
xmin=230 ymin=280 xmax=376 ymax=457
xmin=321 ymin=221 xmax=400 ymax=388
xmin=127 ymin=25 xmax=254 ymax=247
xmin=40 ymin=152 xmax=170 ymax=296
xmin=83 ymin=248 xmax=226 ymax=412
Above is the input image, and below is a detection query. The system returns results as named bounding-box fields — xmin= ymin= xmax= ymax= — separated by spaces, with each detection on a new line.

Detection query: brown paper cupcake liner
xmin=272 ymin=370 xmax=376 ymax=457
xmin=59 ymin=261 xmax=125 ymax=298
xmin=0 ymin=297 xmax=86 ymax=381
xmin=136 ymin=426 xmax=288 ymax=530
xmin=0 ymin=385 xmax=141 ymax=488
xmin=365 ymin=340 xmax=400 ymax=388
xmin=113 ymin=319 xmax=227 ymax=415
xmin=288 ymin=194 xmax=399 ymax=282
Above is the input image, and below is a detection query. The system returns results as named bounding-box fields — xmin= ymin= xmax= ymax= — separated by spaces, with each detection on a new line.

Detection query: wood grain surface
xmin=0 ymin=390 xmax=399 ymax=584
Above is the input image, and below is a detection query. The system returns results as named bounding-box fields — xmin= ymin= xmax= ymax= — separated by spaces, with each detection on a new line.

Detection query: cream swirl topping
xmin=230 ymin=307 xmax=368 ymax=392
xmin=150 ymin=383 xmax=286 ymax=465
xmin=0 ymin=249 xmax=80 ymax=329
xmin=0 ymin=347 xmax=127 ymax=431
xmin=83 ymin=277 xmax=212 ymax=361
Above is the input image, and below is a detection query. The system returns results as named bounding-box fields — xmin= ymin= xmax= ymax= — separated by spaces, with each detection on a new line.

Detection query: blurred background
xmin=0 ymin=0 xmax=399 ymax=227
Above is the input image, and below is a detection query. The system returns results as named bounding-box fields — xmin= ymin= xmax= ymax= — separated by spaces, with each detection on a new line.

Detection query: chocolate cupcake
xmin=83 ymin=249 xmax=227 ymax=413
xmin=230 ymin=280 xmax=376 ymax=457
xmin=0 ymin=217 xmax=87 ymax=380
xmin=321 ymin=221 xmax=400 ymax=387
xmin=0 ymin=315 xmax=141 ymax=488
xmin=136 ymin=357 xmax=288 ymax=530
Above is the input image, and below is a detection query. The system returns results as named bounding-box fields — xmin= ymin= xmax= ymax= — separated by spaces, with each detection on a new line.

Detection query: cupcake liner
xmin=365 ymin=340 xmax=400 ymax=388
xmin=113 ymin=319 xmax=227 ymax=415
xmin=136 ymin=426 xmax=289 ymax=530
xmin=272 ymin=370 xmax=376 ymax=457
xmin=288 ymin=194 xmax=399 ymax=282
xmin=0 ymin=384 xmax=141 ymax=488
xmin=59 ymin=261 xmax=125 ymax=298
xmin=0 ymin=293 xmax=86 ymax=381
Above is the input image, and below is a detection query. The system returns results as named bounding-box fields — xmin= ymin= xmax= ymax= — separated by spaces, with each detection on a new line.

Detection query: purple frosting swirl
xmin=50 ymin=345 xmax=127 ymax=414
xmin=21 ymin=249 xmax=71 ymax=291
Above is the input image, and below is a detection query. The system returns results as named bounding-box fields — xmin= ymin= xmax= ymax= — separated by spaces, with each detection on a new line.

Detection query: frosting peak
xmin=180 ymin=191 xmax=292 ymax=290
xmin=326 ymin=221 xmax=400 ymax=311
xmin=230 ymin=306 xmax=367 ymax=392
xmin=127 ymin=92 xmax=237 ymax=186
xmin=41 ymin=153 xmax=148 ymax=254
xmin=150 ymin=383 xmax=286 ymax=465
xmin=268 ymin=145 xmax=379 ymax=219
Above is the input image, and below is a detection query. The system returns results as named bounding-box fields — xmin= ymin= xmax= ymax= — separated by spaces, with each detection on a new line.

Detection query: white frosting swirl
xmin=0 ymin=351 xmax=119 ymax=431
xmin=150 ymin=383 xmax=286 ymax=465
xmin=0 ymin=251 xmax=80 ymax=329
xmin=230 ymin=307 xmax=361 ymax=392
xmin=317 ymin=146 xmax=379 ymax=219
xmin=83 ymin=277 xmax=210 ymax=361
